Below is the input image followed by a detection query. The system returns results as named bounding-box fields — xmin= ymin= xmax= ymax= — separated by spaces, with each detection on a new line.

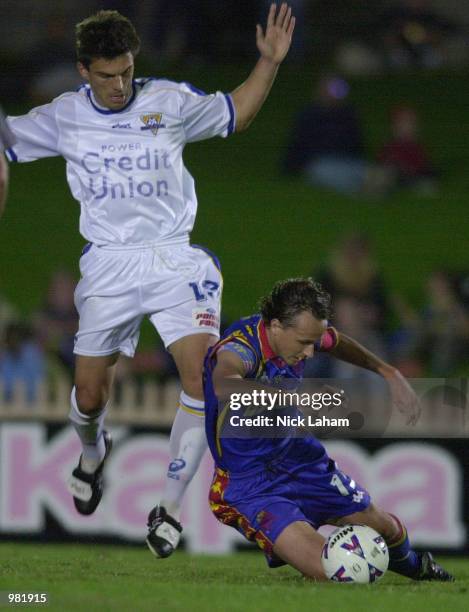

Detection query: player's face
xmin=77 ymin=52 xmax=134 ymax=111
xmin=267 ymin=312 xmax=327 ymax=365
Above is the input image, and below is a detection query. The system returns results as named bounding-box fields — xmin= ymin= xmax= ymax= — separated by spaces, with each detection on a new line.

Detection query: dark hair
xmin=259 ymin=278 xmax=332 ymax=326
xmin=76 ymin=10 xmax=140 ymax=68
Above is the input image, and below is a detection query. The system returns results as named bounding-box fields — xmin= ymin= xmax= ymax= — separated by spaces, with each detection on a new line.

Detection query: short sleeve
xmin=6 ymin=100 xmax=60 ymax=162
xmin=179 ymin=82 xmax=235 ymax=143
xmin=218 ymin=341 xmax=257 ymax=375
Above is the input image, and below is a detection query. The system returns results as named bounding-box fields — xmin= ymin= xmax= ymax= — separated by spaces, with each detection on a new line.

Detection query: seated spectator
xmin=377 ymin=104 xmax=439 ymax=195
xmin=283 ymin=75 xmax=391 ymax=196
xmin=0 ymin=321 xmax=45 ymax=404
xmin=283 ymin=75 xmax=366 ymax=194
xmin=33 ymin=269 xmax=78 ymax=380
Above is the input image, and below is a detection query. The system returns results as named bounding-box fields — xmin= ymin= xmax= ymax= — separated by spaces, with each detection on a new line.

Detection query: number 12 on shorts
xmin=189 ymin=281 xmax=220 ymax=301
xmin=330 ymin=473 xmax=355 ymax=496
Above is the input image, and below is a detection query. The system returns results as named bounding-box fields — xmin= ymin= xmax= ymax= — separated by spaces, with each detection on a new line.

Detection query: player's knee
xmin=360 ymin=504 xmax=398 ymax=541
xmin=180 ymin=374 xmax=204 ymax=400
xmin=75 ymin=385 xmax=106 ymax=416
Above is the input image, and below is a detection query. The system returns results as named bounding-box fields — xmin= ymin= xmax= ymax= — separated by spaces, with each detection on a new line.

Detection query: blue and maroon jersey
xmin=203 ymin=313 xmax=339 ymax=474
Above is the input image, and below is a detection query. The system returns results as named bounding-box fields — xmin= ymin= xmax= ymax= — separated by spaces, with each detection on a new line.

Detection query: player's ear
xmin=269 ymin=319 xmax=283 ymax=335
xmin=77 ymin=62 xmax=89 ymax=81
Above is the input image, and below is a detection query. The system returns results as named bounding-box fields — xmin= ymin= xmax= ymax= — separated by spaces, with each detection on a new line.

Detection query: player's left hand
xmin=256 ymin=3 xmax=296 ymax=65
xmin=385 ymin=369 xmax=421 ymax=426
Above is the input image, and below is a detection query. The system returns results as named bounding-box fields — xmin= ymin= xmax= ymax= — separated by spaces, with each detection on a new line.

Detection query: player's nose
xmin=302 ymin=345 xmax=314 ymax=359
xmin=113 ymin=76 xmax=124 ymax=91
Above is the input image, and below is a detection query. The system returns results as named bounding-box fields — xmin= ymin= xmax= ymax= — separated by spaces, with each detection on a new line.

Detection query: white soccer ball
xmin=321 ymin=524 xmax=389 ymax=584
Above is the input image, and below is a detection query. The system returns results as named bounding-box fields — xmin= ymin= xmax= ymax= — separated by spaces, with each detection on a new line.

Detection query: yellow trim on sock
xmin=179 ymin=402 xmax=205 ymax=417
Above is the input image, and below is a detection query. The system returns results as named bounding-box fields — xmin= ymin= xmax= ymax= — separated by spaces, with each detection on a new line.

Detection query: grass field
xmin=0 ymin=544 xmax=467 ymax=611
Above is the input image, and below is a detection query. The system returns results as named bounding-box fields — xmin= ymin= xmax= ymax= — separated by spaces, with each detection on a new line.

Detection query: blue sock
xmin=386 ymin=514 xmax=421 ymax=579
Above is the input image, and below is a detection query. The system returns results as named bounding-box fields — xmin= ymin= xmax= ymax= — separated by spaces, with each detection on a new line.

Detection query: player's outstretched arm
xmin=230 ymin=2 xmax=295 ymax=132
xmin=330 ymin=333 xmax=421 ymax=426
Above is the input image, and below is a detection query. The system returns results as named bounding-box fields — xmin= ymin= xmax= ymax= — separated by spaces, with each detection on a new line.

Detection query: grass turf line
xmin=0 ymin=544 xmax=467 ymax=611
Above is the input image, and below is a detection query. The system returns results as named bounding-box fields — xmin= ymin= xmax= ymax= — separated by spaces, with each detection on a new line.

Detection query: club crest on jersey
xmin=140 ymin=113 xmax=165 ymax=136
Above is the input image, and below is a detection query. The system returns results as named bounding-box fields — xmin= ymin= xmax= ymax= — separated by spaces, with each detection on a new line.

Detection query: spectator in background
xmin=0 ymin=321 xmax=45 ymax=403
xmin=377 ymin=104 xmax=439 ymax=195
xmin=128 ymin=339 xmax=179 ymax=404
xmin=26 ymin=14 xmax=80 ymax=104
xmin=146 ymin=1 xmax=262 ymax=65
xmin=282 ymin=75 xmax=390 ymax=196
xmin=333 ymin=295 xmax=388 ymax=358
xmin=305 ymin=233 xmax=390 ymax=378
xmin=315 ymin=233 xmax=390 ymax=334
xmin=394 ymin=270 xmax=469 ymax=376
xmin=127 ymin=312 xmax=233 ymax=396
xmin=34 ymin=269 xmax=78 ymax=381
xmin=417 ymin=270 xmax=469 ymax=375
xmin=379 ymin=0 xmax=468 ymax=70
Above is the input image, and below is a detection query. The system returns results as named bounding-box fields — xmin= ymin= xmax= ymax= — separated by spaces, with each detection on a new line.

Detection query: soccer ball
xmin=321 ymin=524 xmax=389 ymax=584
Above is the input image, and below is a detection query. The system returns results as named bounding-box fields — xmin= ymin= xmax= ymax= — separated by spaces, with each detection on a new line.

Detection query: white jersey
xmin=6 ymin=78 xmax=235 ymax=246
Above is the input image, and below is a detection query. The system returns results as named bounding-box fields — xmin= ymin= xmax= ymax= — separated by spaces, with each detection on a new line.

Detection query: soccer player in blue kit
xmin=204 ymin=278 xmax=454 ymax=581
xmin=3 ymin=6 xmax=296 ymax=557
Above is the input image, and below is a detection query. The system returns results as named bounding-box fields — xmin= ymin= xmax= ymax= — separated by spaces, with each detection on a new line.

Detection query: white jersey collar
xmin=86 ymin=81 xmax=137 ymax=115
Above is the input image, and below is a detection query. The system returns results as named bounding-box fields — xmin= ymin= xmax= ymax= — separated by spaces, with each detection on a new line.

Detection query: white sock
xmin=69 ymin=387 xmax=107 ymax=474
xmin=161 ymin=392 xmax=207 ymax=520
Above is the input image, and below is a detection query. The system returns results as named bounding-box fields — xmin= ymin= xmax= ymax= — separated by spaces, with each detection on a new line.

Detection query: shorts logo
xmin=352 ymin=490 xmax=365 ymax=503
xmin=255 ymin=510 xmax=275 ymax=531
xmin=192 ymin=307 xmax=219 ymax=329
xmin=140 ymin=113 xmax=166 ymax=136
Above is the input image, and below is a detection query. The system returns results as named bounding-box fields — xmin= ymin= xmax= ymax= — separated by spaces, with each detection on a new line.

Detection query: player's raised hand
xmin=386 ymin=369 xmax=421 ymax=426
xmin=256 ymin=3 xmax=296 ymax=65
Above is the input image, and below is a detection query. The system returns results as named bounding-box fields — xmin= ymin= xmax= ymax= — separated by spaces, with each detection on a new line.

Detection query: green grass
xmin=0 ymin=544 xmax=467 ymax=611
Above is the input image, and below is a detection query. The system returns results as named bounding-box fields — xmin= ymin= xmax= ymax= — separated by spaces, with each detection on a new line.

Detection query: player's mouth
xmin=110 ymin=94 xmax=126 ymax=105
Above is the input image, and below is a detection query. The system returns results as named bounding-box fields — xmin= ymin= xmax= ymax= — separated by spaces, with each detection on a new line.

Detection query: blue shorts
xmin=209 ymin=450 xmax=370 ymax=567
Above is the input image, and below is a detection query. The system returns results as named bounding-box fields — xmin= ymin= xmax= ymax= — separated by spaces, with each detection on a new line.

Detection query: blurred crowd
xmin=305 ymin=233 xmax=469 ymax=381
xmin=1 ymin=0 xmax=469 ymax=404
xmin=0 ymin=1 xmax=468 ymax=104
xmin=2 ymin=237 xmax=469 ymax=405
xmin=282 ymin=73 xmax=439 ymax=198
xmin=0 ymin=269 xmax=180 ymax=405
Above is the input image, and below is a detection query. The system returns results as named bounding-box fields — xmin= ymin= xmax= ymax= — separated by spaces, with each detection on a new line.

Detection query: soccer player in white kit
xmin=4 ymin=6 xmax=296 ymax=557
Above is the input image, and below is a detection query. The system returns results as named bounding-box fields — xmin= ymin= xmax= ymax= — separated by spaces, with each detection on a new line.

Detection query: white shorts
xmin=73 ymin=240 xmax=223 ymax=357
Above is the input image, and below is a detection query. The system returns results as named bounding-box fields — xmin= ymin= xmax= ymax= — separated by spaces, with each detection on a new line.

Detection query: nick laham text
xmin=229 ymin=415 xmax=350 ymax=428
